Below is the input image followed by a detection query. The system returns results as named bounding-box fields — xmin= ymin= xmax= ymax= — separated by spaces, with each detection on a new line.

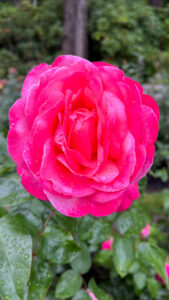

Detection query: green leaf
xmin=88 ymin=219 xmax=112 ymax=245
xmin=138 ymin=242 xmax=168 ymax=284
xmin=75 ymin=216 xmax=94 ymax=241
xmin=11 ymin=198 xmax=51 ymax=236
xmin=38 ymin=235 xmax=80 ymax=265
xmin=55 ymin=270 xmax=82 ymax=299
xmin=72 ymin=289 xmax=91 ymax=300
xmin=0 ymin=207 xmax=8 ymax=218
xmin=54 ymin=211 xmax=77 ymax=233
xmin=94 ymin=250 xmax=113 ymax=268
xmin=0 ymin=214 xmax=32 ymax=299
xmin=128 ymin=261 xmax=140 ymax=274
xmin=116 ymin=211 xmax=147 ymax=236
xmin=139 ymin=176 xmax=147 ymax=195
xmin=113 ymin=236 xmax=135 ymax=277
xmin=88 ymin=278 xmax=114 ymax=300
xmin=43 ymin=224 xmax=73 ymax=241
xmin=0 ymin=176 xmax=32 ymax=208
xmin=27 ymin=257 xmax=52 ymax=300
xmin=133 ymin=271 xmax=147 ymax=290
xmin=70 ymin=243 xmax=91 ymax=274
xmin=147 ymin=278 xmax=161 ymax=299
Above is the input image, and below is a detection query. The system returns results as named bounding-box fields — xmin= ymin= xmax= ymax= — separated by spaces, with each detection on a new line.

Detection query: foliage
xmin=88 ymin=0 xmax=169 ymax=81
xmin=0 ymin=0 xmax=63 ymax=77
xmin=0 ymin=0 xmax=169 ymax=81
xmin=0 ymin=133 xmax=169 ymax=299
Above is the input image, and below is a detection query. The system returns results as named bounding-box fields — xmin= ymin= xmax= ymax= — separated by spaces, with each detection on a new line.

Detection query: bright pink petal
xmin=102 ymin=238 xmax=114 ymax=250
xmin=142 ymin=94 xmax=160 ymax=121
xmin=117 ymin=182 xmax=139 ymax=212
xmin=141 ymin=105 xmax=159 ymax=146
xmin=92 ymin=161 xmax=119 ymax=184
xmin=17 ymin=166 xmax=47 ymax=201
xmin=40 ymin=139 xmax=95 ymax=197
xmin=7 ymin=98 xmax=30 ymax=165
xmin=87 ymin=289 xmax=98 ymax=300
xmin=22 ymin=63 xmax=50 ymax=104
xmin=44 ymin=188 xmax=122 ymax=217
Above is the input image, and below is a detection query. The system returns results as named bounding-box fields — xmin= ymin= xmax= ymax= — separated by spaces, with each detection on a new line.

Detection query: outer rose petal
xmin=22 ymin=63 xmax=50 ymax=103
xmin=44 ymin=182 xmax=139 ymax=217
xmin=117 ymin=182 xmax=139 ymax=212
xmin=17 ymin=166 xmax=47 ymax=201
xmin=142 ymin=94 xmax=160 ymax=121
xmin=8 ymin=98 xmax=30 ymax=165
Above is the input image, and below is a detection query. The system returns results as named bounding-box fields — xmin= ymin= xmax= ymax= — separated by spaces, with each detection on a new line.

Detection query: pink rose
xmin=7 ymin=55 xmax=159 ymax=217
xmin=87 ymin=289 xmax=98 ymax=300
xmin=141 ymin=223 xmax=151 ymax=237
xmin=102 ymin=237 xmax=114 ymax=250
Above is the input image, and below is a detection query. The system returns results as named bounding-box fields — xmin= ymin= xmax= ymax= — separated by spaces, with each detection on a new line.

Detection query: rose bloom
xmin=8 ymin=55 xmax=159 ymax=217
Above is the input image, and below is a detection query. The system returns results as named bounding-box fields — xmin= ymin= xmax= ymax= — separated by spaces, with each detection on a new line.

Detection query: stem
xmin=81 ymin=275 xmax=88 ymax=289
xmin=32 ymin=210 xmax=55 ymax=258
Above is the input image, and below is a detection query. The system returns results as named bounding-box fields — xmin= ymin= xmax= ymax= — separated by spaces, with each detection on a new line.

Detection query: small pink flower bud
xmin=87 ymin=289 xmax=98 ymax=300
xmin=141 ymin=223 xmax=150 ymax=237
xmin=155 ymin=273 xmax=165 ymax=285
xmin=165 ymin=262 xmax=169 ymax=278
xmin=101 ymin=237 xmax=114 ymax=250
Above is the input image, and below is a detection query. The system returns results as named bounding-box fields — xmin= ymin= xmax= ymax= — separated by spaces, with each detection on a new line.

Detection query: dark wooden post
xmin=149 ymin=0 xmax=162 ymax=7
xmin=62 ymin=0 xmax=87 ymax=58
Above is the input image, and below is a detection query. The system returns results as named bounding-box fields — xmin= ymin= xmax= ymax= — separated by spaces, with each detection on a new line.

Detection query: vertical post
xmin=62 ymin=0 xmax=87 ymax=58
xmin=75 ymin=0 xmax=88 ymax=58
xmin=149 ymin=0 xmax=162 ymax=7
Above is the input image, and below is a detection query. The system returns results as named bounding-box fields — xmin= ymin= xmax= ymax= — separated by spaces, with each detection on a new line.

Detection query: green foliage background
xmin=0 ymin=0 xmax=169 ymax=299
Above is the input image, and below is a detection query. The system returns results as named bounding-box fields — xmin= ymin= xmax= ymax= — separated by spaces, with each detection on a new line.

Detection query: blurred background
xmin=0 ymin=0 xmax=169 ymax=190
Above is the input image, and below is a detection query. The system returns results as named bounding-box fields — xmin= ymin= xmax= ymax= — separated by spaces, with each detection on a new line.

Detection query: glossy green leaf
xmin=11 ymin=199 xmax=51 ymax=236
xmin=94 ymin=249 xmax=113 ymax=268
xmin=133 ymin=271 xmax=147 ymax=290
xmin=88 ymin=278 xmax=114 ymax=300
xmin=0 ymin=214 xmax=32 ymax=299
xmin=0 ymin=176 xmax=32 ymax=207
xmin=55 ymin=270 xmax=82 ymax=299
xmin=72 ymin=289 xmax=91 ymax=300
xmin=138 ymin=242 xmax=168 ymax=284
xmin=113 ymin=236 xmax=135 ymax=277
xmin=139 ymin=176 xmax=147 ymax=195
xmin=70 ymin=243 xmax=91 ymax=274
xmin=128 ymin=261 xmax=140 ymax=274
xmin=147 ymin=278 xmax=161 ymax=299
xmin=27 ymin=257 xmax=52 ymax=300
xmin=116 ymin=211 xmax=147 ymax=236
xmin=88 ymin=219 xmax=112 ymax=245
xmin=38 ymin=235 xmax=80 ymax=265
xmin=42 ymin=224 xmax=73 ymax=242
xmin=0 ymin=207 xmax=8 ymax=218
